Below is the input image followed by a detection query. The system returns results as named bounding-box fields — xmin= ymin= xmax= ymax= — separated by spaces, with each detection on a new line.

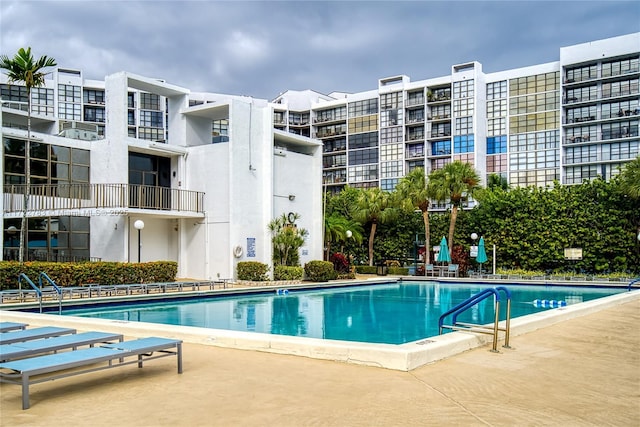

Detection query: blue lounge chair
xmin=0 ymin=327 xmax=76 ymax=345
xmin=0 ymin=322 xmax=28 ymax=333
xmin=0 ymin=336 xmax=183 ymax=409
xmin=0 ymin=331 xmax=123 ymax=362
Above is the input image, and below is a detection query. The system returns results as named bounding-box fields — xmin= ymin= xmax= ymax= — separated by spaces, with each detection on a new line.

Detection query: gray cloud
xmin=1 ymin=1 xmax=638 ymax=99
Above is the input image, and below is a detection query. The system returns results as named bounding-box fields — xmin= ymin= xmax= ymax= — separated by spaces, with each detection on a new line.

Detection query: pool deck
xmin=1 ymin=293 xmax=639 ymax=425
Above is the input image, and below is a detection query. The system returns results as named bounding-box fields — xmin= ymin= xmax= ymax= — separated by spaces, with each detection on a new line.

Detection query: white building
xmin=2 ymin=32 xmax=638 ymax=273
xmin=272 ymin=33 xmax=639 ymax=194
xmin=1 ymin=71 xmax=324 ymax=279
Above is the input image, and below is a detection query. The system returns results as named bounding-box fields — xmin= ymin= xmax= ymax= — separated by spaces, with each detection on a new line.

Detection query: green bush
xmin=355 ymin=265 xmax=377 ymax=274
xmin=304 ymin=260 xmax=336 ymax=282
xmin=274 ymin=265 xmax=304 ymax=281
xmin=388 ymin=267 xmax=409 ymax=275
xmin=336 ymin=272 xmax=356 ymax=280
xmin=0 ymin=261 xmax=177 ymax=290
xmin=237 ymin=261 xmax=269 ymax=281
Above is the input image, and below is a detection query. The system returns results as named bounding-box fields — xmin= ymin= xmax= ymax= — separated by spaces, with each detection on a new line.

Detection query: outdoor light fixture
xmin=134 ymin=220 xmax=145 ymax=263
xmin=288 ymin=195 xmax=296 ymax=201
xmin=346 ymin=230 xmax=353 ymax=239
xmin=471 ymin=233 xmax=478 ymax=241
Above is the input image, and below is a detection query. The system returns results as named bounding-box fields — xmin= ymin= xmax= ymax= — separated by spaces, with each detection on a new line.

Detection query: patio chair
xmin=425 ymin=264 xmax=436 ymax=277
xmin=446 ymin=264 xmax=459 ymax=277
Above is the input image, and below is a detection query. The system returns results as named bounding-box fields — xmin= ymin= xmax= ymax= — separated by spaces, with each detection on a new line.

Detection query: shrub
xmin=355 ymin=265 xmax=377 ymax=275
xmin=304 ymin=260 xmax=336 ymax=282
xmin=274 ymin=265 xmax=304 ymax=281
xmin=0 ymin=261 xmax=177 ymax=290
xmin=388 ymin=266 xmax=409 ymax=275
xmin=330 ymin=252 xmax=349 ymax=273
xmin=237 ymin=261 xmax=269 ymax=281
xmin=336 ymin=272 xmax=356 ymax=280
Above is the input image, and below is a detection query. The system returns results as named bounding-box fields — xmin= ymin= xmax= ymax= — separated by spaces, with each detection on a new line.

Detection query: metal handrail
xmin=629 ymin=277 xmax=640 ymax=291
xmin=3 ymin=183 xmax=205 ymax=214
xmin=438 ymin=286 xmax=512 ymax=352
xmin=39 ymin=272 xmax=63 ymax=314
xmin=18 ymin=273 xmax=43 ymax=313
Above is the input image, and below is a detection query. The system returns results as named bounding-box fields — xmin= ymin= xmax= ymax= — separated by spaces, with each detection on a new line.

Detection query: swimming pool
xmin=61 ymin=281 xmax=626 ymax=345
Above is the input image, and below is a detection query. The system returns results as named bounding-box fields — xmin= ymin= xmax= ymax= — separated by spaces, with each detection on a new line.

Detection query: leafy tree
xmin=487 ymin=173 xmax=509 ymax=190
xmin=395 ymin=168 xmax=436 ymax=264
xmin=0 ymin=47 xmax=56 ymax=262
xmin=617 ymin=156 xmax=640 ymax=200
xmin=268 ymin=213 xmax=308 ymax=266
xmin=352 ymin=187 xmax=398 ymax=266
xmin=429 ymin=161 xmax=480 ymax=252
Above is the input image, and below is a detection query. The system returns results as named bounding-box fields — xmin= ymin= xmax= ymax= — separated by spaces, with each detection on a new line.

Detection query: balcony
xmin=3 ymin=183 xmax=205 ymax=215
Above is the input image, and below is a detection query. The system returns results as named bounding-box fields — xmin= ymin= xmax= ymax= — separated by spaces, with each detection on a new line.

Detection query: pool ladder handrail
xmin=17 ymin=272 xmax=62 ymax=314
xmin=39 ymin=272 xmax=63 ymax=314
xmin=438 ymin=286 xmax=512 ymax=352
xmin=628 ymin=277 xmax=640 ymax=291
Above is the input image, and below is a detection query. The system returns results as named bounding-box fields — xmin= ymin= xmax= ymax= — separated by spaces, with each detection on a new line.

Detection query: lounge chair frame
xmin=0 ymin=327 xmax=77 ymax=345
xmin=0 ymin=337 xmax=182 ymax=409
xmin=0 ymin=331 xmax=124 ymax=362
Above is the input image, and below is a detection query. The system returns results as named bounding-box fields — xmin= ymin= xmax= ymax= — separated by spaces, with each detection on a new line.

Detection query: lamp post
xmin=134 ymin=220 xmax=145 ymax=263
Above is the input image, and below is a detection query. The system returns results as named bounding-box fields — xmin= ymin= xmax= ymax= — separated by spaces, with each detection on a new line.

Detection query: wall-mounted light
xmin=288 ymin=195 xmax=295 ymax=201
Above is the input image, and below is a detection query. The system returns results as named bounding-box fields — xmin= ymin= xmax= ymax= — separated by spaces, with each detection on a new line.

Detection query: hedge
xmin=237 ymin=261 xmax=269 ymax=281
xmin=0 ymin=261 xmax=177 ymax=290
xmin=274 ymin=265 xmax=304 ymax=281
xmin=304 ymin=260 xmax=336 ymax=282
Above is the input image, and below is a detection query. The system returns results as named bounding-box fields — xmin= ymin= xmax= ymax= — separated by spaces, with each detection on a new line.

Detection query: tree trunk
xmin=422 ymin=209 xmax=430 ymax=265
xmin=368 ymin=222 xmax=377 ymax=266
xmin=448 ymin=205 xmax=459 ymax=255
xmin=20 ymin=90 xmax=32 ymax=263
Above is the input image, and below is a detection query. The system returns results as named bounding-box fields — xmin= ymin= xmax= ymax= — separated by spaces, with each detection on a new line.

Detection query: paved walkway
xmin=1 ymin=298 xmax=639 ymax=426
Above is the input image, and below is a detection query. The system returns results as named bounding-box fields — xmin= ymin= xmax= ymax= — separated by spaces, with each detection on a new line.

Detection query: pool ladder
xmin=438 ymin=286 xmax=512 ymax=352
xmin=17 ymin=272 xmax=63 ymax=314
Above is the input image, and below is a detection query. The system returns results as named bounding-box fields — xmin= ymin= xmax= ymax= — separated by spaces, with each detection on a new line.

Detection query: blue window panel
xmin=431 ymin=140 xmax=451 ymax=155
xmin=453 ymin=135 xmax=474 ymax=153
xmin=487 ymin=136 xmax=507 ymax=154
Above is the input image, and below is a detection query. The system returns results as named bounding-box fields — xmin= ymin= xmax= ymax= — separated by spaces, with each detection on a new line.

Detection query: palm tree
xmin=0 ymin=47 xmax=56 ymax=262
xmin=324 ymin=214 xmax=362 ymax=260
xmin=396 ymin=167 xmax=436 ymax=264
xmin=352 ymin=187 xmax=398 ymax=266
xmin=429 ymin=161 xmax=480 ymax=251
xmin=268 ymin=213 xmax=308 ymax=266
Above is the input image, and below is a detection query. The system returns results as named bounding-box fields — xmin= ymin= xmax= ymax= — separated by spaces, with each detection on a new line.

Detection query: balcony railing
xmin=3 ymin=183 xmax=204 ymax=214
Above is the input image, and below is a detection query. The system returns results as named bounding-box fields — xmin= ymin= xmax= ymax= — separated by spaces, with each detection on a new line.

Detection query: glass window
xmin=453 ymin=135 xmax=474 ymax=154
xmin=487 ymin=81 xmax=507 ymax=100
xmin=140 ymin=93 xmax=161 ymax=110
xmin=348 ymin=99 xmax=378 ymax=117
xmin=349 ymin=132 xmax=377 ymax=149
xmin=380 ymin=92 xmax=403 ymax=110
xmin=348 ymin=148 xmax=378 ymax=165
xmin=348 ymin=115 xmax=378 ymax=133
xmin=487 ymin=136 xmax=507 ymax=154
xmin=453 ymin=80 xmax=474 ymax=99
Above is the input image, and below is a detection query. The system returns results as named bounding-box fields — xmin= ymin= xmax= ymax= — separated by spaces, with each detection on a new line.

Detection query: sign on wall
xmin=564 ymin=248 xmax=583 ymax=260
xmin=247 ymin=238 xmax=256 ymax=257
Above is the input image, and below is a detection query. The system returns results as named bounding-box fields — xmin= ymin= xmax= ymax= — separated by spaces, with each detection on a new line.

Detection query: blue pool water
xmin=62 ymin=282 xmax=625 ymax=345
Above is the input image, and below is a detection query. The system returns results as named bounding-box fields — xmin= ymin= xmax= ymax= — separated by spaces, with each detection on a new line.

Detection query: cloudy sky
xmin=1 ymin=1 xmax=639 ymax=100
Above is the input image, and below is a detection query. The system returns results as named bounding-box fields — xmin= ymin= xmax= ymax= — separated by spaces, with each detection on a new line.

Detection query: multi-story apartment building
xmin=1 ymin=71 xmax=323 ymax=279
xmin=1 ymin=33 xmax=637 ymax=275
xmin=272 ymin=33 xmax=639 ymax=194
